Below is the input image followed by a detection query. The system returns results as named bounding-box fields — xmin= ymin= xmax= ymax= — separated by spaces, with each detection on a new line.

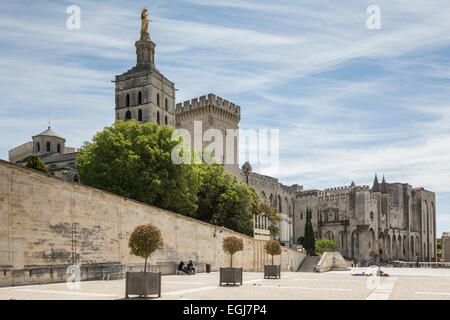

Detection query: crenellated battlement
xmin=175 ymin=93 xmax=241 ymax=118
xmin=324 ymin=186 xmax=353 ymax=192
xmin=324 ymin=185 xmax=370 ymax=191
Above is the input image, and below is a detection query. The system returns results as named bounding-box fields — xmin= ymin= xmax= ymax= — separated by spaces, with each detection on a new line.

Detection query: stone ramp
xmin=297 ymin=256 xmax=321 ymax=272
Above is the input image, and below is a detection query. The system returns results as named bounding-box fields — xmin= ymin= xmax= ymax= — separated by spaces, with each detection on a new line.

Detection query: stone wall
xmin=315 ymin=251 xmax=349 ymax=273
xmin=0 ymin=160 xmax=304 ymax=287
xmin=443 ymin=233 xmax=450 ymax=262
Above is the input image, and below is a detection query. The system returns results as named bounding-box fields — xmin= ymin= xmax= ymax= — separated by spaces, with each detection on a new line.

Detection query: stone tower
xmin=114 ymin=27 xmax=176 ymax=126
xmin=32 ymin=127 xmax=66 ymax=156
xmin=175 ymin=93 xmax=241 ymax=175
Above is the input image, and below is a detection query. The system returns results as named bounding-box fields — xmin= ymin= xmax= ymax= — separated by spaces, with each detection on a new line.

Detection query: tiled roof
xmin=33 ymin=127 xmax=63 ymax=139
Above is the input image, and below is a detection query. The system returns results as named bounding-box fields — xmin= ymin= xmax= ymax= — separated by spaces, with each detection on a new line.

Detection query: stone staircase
xmin=297 ymin=256 xmax=321 ymax=272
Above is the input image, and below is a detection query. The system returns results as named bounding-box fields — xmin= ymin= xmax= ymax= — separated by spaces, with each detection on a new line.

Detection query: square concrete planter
xmin=264 ymin=265 xmax=281 ymax=279
xmin=219 ymin=267 xmax=243 ymax=286
xmin=125 ymin=272 xmax=161 ymax=299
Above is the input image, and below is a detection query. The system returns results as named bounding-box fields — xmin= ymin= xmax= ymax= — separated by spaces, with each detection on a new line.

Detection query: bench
xmin=101 ymin=268 xmax=122 ymax=280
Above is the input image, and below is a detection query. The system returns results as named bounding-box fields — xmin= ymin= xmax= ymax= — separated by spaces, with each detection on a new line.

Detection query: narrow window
xmin=157 ymin=93 xmax=160 ymax=106
xmin=46 ymin=142 xmax=51 ymax=152
xmin=138 ymin=91 xmax=142 ymax=105
xmin=165 ymin=115 xmax=168 ymax=125
xmin=165 ymin=98 xmax=168 ymax=111
xmin=125 ymin=110 xmax=131 ymax=120
xmin=37 ymin=142 xmax=40 ymax=152
xmin=57 ymin=143 xmax=61 ymax=153
xmin=157 ymin=111 xmax=160 ymax=125
xmin=138 ymin=109 xmax=143 ymax=122
xmin=126 ymin=94 xmax=130 ymax=107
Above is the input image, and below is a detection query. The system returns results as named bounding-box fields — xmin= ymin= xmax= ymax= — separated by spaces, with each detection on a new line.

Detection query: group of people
xmin=178 ymin=260 xmax=195 ymax=275
xmin=351 ymin=266 xmax=389 ymax=277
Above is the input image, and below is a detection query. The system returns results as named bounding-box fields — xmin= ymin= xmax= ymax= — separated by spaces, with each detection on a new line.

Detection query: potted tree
xmin=125 ymin=224 xmax=163 ymax=299
xmin=220 ymin=236 xmax=244 ymax=286
xmin=264 ymin=240 xmax=281 ymax=279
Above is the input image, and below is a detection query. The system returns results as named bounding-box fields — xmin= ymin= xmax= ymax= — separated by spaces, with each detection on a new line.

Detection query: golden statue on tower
xmin=140 ymin=8 xmax=151 ymax=40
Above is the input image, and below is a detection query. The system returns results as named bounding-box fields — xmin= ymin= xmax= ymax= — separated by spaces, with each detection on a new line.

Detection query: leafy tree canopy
xmin=265 ymin=240 xmax=282 ymax=265
xmin=128 ymin=224 xmax=163 ymax=273
xmin=77 ymin=120 xmax=199 ymax=216
xmin=194 ymin=163 xmax=257 ymax=236
xmin=315 ymin=238 xmax=338 ymax=254
xmin=223 ymin=236 xmax=244 ymax=267
xmin=26 ymin=155 xmax=50 ymax=174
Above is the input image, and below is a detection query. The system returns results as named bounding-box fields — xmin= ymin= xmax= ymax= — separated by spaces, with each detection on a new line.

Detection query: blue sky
xmin=1 ymin=0 xmax=449 ymax=235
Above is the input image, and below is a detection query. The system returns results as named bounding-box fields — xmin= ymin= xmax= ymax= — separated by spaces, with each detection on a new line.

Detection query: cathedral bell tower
xmin=114 ymin=9 xmax=176 ymax=127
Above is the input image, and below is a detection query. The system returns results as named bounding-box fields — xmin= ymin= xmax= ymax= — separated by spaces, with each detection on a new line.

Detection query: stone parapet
xmin=176 ymin=93 xmax=240 ymax=119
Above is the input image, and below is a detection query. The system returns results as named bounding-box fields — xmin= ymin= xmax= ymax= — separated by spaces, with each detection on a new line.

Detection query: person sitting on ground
xmin=178 ymin=261 xmax=189 ymax=275
xmin=187 ymin=260 xmax=196 ymax=275
xmin=376 ymin=267 xmax=382 ymax=277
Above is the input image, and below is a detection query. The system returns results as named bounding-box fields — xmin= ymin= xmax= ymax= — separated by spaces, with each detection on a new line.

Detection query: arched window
xmin=165 ymin=98 xmax=168 ymax=111
xmin=126 ymin=94 xmax=130 ymax=107
xmin=37 ymin=142 xmax=40 ymax=152
xmin=138 ymin=109 xmax=143 ymax=122
xmin=125 ymin=110 xmax=131 ymax=120
xmin=57 ymin=143 xmax=61 ymax=153
xmin=138 ymin=91 xmax=142 ymax=105
xmin=46 ymin=142 xmax=51 ymax=152
xmin=165 ymin=115 xmax=168 ymax=125
xmin=157 ymin=111 xmax=160 ymax=125
xmin=157 ymin=93 xmax=160 ymax=106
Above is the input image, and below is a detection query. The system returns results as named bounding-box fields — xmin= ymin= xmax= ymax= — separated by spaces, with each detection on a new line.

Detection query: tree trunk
xmin=230 ymin=254 xmax=233 ymax=268
xmin=272 ymin=255 xmax=274 ymax=265
xmin=144 ymin=256 xmax=148 ymax=273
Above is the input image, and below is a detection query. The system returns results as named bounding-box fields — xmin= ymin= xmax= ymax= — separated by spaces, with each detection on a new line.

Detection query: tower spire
xmin=381 ymin=175 xmax=387 ymax=194
xmin=372 ymin=173 xmax=380 ymax=192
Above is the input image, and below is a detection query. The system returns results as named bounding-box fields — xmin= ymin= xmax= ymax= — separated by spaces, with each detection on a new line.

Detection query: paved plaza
xmin=1 ymin=267 xmax=450 ymax=300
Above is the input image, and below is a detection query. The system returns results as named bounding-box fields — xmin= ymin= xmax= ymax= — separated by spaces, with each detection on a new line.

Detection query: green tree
xmin=26 ymin=155 xmax=50 ymax=174
xmin=223 ymin=236 xmax=244 ymax=267
xmin=254 ymin=202 xmax=281 ymax=237
xmin=76 ymin=120 xmax=199 ymax=216
xmin=437 ymin=238 xmax=442 ymax=259
xmin=315 ymin=238 xmax=338 ymax=254
xmin=265 ymin=240 xmax=282 ymax=265
xmin=128 ymin=224 xmax=163 ymax=273
xmin=303 ymin=207 xmax=315 ymax=255
xmin=195 ymin=163 xmax=257 ymax=236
